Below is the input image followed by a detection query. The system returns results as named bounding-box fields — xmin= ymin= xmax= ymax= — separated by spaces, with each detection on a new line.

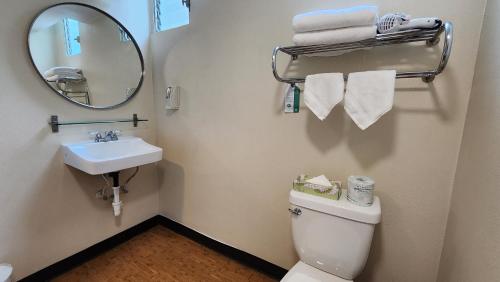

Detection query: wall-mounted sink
xmin=62 ymin=137 xmax=162 ymax=175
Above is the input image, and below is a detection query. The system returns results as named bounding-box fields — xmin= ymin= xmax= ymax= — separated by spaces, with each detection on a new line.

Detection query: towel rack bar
xmin=280 ymin=33 xmax=440 ymax=56
xmin=283 ymin=37 xmax=436 ymax=56
xmin=48 ymin=113 xmax=148 ymax=133
xmin=281 ymin=34 xmax=440 ymax=55
xmin=273 ymin=71 xmax=437 ymax=85
xmin=272 ymin=21 xmax=453 ymax=84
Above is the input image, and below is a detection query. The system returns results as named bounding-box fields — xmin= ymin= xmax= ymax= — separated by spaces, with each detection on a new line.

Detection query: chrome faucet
xmin=91 ymin=130 xmax=120 ymax=142
xmin=104 ymin=130 xmax=119 ymax=142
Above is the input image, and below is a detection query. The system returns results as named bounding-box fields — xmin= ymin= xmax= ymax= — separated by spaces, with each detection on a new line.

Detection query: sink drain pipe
xmin=109 ymin=171 xmax=122 ymax=216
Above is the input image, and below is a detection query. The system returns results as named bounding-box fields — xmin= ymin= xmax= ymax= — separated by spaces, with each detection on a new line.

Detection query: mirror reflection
xmin=28 ymin=4 xmax=144 ymax=109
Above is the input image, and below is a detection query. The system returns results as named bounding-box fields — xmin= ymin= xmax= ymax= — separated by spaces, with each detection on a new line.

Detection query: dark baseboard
xmin=19 ymin=215 xmax=287 ymax=281
xmin=157 ymin=216 xmax=288 ymax=280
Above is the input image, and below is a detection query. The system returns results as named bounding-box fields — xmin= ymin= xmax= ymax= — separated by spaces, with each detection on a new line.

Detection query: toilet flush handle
xmin=288 ymin=207 xmax=302 ymax=216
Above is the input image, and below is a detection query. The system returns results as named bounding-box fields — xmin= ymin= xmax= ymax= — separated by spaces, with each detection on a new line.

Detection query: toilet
xmin=282 ymin=189 xmax=381 ymax=282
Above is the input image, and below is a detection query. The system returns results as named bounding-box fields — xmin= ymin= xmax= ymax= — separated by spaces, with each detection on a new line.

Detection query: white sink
xmin=62 ymin=137 xmax=163 ymax=175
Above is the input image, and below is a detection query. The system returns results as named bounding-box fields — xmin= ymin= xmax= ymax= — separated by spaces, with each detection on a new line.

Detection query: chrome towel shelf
xmin=272 ymin=21 xmax=453 ymax=84
xmin=49 ymin=113 xmax=148 ymax=133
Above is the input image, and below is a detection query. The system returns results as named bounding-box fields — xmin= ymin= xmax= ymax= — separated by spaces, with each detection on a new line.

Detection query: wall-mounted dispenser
xmin=166 ymin=86 xmax=181 ymax=110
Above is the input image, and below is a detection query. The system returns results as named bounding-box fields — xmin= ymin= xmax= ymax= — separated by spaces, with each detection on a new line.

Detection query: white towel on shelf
xmin=293 ymin=25 xmax=377 ymax=46
xmin=304 ymin=73 xmax=345 ymax=120
xmin=344 ymin=70 xmax=396 ymax=130
xmin=45 ymin=74 xmax=83 ymax=82
xmin=44 ymin=67 xmax=82 ymax=78
xmin=293 ymin=5 xmax=379 ymax=33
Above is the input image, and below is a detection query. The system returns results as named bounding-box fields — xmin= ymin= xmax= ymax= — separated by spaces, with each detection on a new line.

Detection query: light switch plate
xmin=166 ymin=86 xmax=180 ymax=110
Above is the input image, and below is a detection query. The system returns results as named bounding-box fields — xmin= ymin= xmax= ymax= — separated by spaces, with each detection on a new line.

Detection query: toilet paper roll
xmin=347 ymin=176 xmax=375 ymax=206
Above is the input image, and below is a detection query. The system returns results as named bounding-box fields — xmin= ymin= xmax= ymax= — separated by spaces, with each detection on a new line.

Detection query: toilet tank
xmin=289 ymin=189 xmax=381 ymax=280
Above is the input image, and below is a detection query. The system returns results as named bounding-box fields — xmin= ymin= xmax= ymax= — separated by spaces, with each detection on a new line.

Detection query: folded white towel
xmin=44 ymin=67 xmax=82 ymax=78
xmin=293 ymin=25 xmax=377 ymax=46
xmin=45 ymin=74 xmax=83 ymax=82
xmin=293 ymin=5 xmax=379 ymax=33
xmin=344 ymin=70 xmax=396 ymax=130
xmin=305 ymin=73 xmax=345 ymax=120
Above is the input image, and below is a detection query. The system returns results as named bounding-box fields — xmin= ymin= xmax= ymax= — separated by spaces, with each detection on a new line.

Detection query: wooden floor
xmin=53 ymin=226 xmax=277 ymax=282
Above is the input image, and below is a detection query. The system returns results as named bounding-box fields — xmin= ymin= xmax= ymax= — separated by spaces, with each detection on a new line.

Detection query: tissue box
xmin=293 ymin=175 xmax=342 ymax=200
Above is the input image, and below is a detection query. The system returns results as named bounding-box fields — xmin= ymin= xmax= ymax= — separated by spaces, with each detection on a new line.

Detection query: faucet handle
xmin=104 ymin=129 xmax=120 ymax=141
xmin=91 ymin=131 xmax=105 ymax=142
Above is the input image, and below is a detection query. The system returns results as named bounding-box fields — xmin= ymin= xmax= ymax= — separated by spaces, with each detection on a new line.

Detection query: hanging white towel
xmin=293 ymin=26 xmax=377 ymax=46
xmin=293 ymin=5 xmax=379 ymax=33
xmin=304 ymin=73 xmax=345 ymax=121
xmin=344 ymin=70 xmax=396 ymax=130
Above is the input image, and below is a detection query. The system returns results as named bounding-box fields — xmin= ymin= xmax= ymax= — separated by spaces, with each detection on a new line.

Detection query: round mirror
xmin=27 ymin=3 xmax=144 ymax=109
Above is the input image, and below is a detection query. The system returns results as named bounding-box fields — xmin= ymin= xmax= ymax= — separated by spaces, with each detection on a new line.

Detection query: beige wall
xmin=438 ymin=0 xmax=500 ymax=281
xmin=0 ymin=0 xmax=158 ymax=279
xmin=152 ymin=1 xmax=486 ymax=281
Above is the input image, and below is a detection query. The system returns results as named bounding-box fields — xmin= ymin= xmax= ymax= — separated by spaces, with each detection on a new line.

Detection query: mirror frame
xmin=27 ymin=2 xmax=145 ymax=110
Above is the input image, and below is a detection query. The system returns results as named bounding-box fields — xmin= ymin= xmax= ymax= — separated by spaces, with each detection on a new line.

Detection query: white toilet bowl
xmin=0 ymin=264 xmax=12 ymax=282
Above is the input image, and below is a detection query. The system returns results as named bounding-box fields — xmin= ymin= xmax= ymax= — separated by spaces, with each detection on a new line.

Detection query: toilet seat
xmin=281 ymin=261 xmax=353 ymax=282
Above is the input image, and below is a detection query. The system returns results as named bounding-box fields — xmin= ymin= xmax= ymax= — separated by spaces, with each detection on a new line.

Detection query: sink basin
xmin=62 ymin=137 xmax=163 ymax=175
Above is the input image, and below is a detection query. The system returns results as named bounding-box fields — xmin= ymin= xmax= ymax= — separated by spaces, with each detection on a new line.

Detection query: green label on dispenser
xmin=293 ymin=86 xmax=300 ymax=113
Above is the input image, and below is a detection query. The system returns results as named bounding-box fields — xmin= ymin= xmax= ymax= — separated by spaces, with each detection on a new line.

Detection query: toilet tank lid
xmin=289 ymin=189 xmax=381 ymax=224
